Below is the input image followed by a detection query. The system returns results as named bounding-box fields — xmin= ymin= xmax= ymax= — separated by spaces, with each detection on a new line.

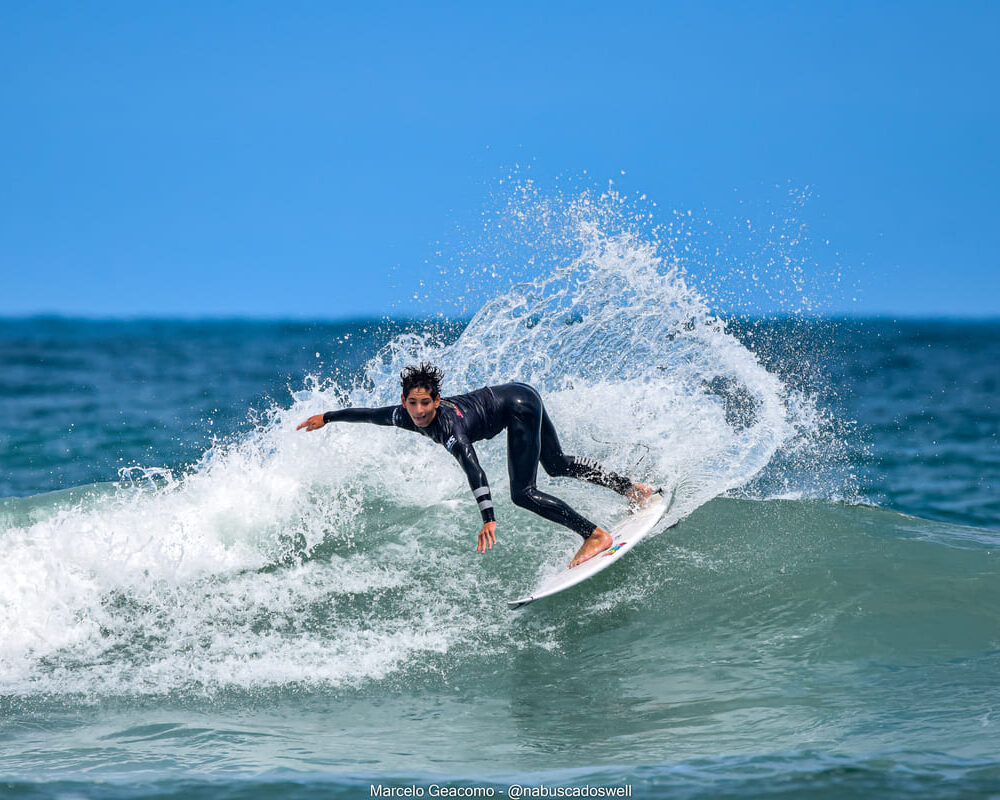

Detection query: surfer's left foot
xmin=570 ymin=527 xmax=612 ymax=567
xmin=625 ymin=483 xmax=655 ymax=509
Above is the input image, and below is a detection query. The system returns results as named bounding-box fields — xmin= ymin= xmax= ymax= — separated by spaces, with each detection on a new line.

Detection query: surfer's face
xmin=402 ymin=387 xmax=440 ymax=428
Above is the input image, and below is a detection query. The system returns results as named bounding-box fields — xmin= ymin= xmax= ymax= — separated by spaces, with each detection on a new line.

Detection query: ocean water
xmin=2 ymin=202 xmax=999 ymax=798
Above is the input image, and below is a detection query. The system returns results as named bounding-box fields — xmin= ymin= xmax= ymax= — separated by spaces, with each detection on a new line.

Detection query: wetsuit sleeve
xmin=322 ymin=406 xmax=410 ymax=428
xmin=448 ymin=437 xmax=496 ymax=524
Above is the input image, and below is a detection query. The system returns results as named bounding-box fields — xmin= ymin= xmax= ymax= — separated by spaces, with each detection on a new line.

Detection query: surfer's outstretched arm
xmin=297 ymin=406 xmax=400 ymax=431
xmin=448 ymin=436 xmax=498 ymax=553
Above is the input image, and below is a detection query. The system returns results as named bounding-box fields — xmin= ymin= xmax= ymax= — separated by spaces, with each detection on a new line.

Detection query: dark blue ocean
xmin=2 ymin=199 xmax=999 ymax=800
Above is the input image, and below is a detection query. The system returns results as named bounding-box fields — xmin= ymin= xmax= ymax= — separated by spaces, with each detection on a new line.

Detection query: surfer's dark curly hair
xmin=400 ymin=362 xmax=444 ymax=399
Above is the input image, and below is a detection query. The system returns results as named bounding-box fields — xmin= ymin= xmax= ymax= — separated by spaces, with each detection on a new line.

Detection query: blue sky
xmin=2 ymin=1 xmax=998 ymax=318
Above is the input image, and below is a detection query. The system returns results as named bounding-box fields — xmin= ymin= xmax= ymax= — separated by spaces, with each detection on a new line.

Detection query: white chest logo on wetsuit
xmin=445 ymin=435 xmax=457 ymax=451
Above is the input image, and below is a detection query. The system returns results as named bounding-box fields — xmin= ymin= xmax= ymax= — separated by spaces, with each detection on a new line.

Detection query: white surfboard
xmin=507 ymin=488 xmax=671 ymax=609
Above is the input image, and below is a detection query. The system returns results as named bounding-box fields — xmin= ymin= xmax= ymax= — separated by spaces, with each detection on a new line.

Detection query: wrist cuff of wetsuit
xmin=473 ymin=486 xmax=494 ymax=523
xmin=322 ymin=411 xmax=336 ymax=424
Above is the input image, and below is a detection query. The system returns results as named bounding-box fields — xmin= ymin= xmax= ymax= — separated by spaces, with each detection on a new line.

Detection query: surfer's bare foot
xmin=570 ymin=527 xmax=612 ymax=567
xmin=625 ymin=483 xmax=655 ymax=509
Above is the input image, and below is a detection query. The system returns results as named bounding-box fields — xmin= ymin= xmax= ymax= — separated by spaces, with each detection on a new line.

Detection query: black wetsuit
xmin=322 ymin=382 xmax=633 ymax=538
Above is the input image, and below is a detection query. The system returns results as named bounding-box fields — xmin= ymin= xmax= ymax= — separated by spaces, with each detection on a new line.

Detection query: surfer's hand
xmin=476 ymin=521 xmax=497 ymax=553
xmin=296 ymin=415 xmax=326 ymax=432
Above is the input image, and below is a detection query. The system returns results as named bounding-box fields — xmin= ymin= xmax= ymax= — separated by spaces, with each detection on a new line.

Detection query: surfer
xmin=297 ymin=363 xmax=653 ymax=567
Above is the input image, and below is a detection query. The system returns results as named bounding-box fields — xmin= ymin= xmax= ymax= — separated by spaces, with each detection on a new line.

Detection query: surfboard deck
xmin=507 ymin=488 xmax=671 ymax=609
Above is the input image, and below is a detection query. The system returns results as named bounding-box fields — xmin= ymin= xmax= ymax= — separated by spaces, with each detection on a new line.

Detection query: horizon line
xmin=2 ymin=311 xmax=999 ymax=324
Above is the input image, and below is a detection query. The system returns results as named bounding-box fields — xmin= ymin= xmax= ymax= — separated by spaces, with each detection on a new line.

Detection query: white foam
xmin=0 ymin=185 xmax=823 ymax=697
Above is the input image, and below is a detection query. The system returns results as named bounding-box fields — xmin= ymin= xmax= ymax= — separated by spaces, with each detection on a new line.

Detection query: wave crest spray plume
xmin=366 ymin=183 xmax=807 ymax=520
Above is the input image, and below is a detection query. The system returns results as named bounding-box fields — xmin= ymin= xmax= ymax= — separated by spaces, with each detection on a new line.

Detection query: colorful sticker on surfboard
xmin=603 ymin=541 xmax=626 ymax=556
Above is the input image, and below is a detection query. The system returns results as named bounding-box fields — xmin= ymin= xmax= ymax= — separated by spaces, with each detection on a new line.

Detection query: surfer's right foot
xmin=570 ymin=527 xmax=612 ymax=567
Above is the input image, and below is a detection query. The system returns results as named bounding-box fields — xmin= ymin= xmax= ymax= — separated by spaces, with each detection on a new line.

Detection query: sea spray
xmin=367 ymin=185 xmax=816 ymax=517
xmin=0 ymin=185 xmax=831 ymax=698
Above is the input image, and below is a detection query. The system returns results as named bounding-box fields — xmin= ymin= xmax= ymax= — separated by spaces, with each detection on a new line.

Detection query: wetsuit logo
xmin=445 ymin=435 xmax=457 ymax=451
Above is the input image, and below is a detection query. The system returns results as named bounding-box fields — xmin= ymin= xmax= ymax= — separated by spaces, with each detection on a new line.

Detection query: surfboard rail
xmin=507 ymin=488 xmax=671 ymax=609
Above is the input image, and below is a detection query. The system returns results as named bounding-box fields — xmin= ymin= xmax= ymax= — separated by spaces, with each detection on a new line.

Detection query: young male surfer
xmin=297 ymin=363 xmax=653 ymax=567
